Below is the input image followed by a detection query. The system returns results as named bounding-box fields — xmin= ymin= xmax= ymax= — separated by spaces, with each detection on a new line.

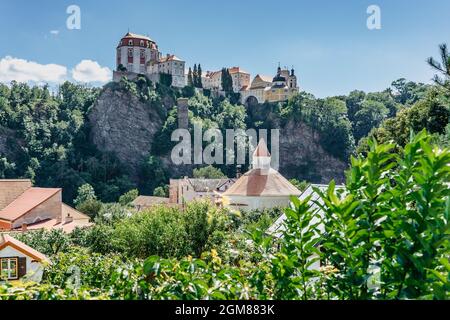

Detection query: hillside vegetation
xmin=0 ymin=72 xmax=448 ymax=204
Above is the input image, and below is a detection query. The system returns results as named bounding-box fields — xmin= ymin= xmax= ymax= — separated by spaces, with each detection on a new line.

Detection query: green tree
xmin=118 ymin=189 xmax=139 ymax=206
xmin=353 ymin=99 xmax=388 ymax=141
xmin=187 ymin=67 xmax=193 ymax=87
xmin=427 ymin=43 xmax=450 ymax=89
xmin=221 ymin=68 xmax=233 ymax=94
xmin=197 ymin=64 xmax=203 ymax=88
xmin=153 ymin=185 xmax=168 ymax=197
xmin=74 ymin=183 xmax=97 ymax=207
xmin=193 ymin=165 xmax=226 ymax=179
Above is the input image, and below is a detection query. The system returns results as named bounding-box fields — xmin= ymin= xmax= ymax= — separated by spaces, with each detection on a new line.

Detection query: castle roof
xmin=122 ymin=32 xmax=154 ymax=42
xmin=222 ymin=168 xmax=301 ymax=197
xmin=228 ymin=67 xmax=249 ymax=75
xmin=159 ymin=55 xmax=183 ymax=62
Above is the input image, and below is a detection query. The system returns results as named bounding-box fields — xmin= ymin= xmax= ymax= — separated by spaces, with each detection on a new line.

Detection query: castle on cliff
xmin=113 ymin=32 xmax=299 ymax=103
xmin=113 ymin=32 xmax=186 ymax=88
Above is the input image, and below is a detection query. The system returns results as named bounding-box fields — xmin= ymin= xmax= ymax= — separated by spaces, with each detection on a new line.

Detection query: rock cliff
xmin=88 ymin=88 xmax=165 ymax=178
xmin=279 ymin=120 xmax=347 ymax=184
xmin=88 ymin=87 xmax=347 ymax=184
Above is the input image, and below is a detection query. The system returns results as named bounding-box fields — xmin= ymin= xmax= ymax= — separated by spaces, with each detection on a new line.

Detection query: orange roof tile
xmin=0 ymin=187 xmax=61 ymax=222
xmin=0 ymin=234 xmax=50 ymax=263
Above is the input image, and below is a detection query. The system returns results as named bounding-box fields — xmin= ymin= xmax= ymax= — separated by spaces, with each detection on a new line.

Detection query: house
xmin=221 ymin=139 xmax=302 ymax=211
xmin=0 ymin=179 xmax=91 ymax=233
xmin=169 ymin=177 xmax=236 ymax=206
xmin=0 ymin=234 xmax=50 ymax=282
xmin=131 ymin=195 xmax=170 ymax=211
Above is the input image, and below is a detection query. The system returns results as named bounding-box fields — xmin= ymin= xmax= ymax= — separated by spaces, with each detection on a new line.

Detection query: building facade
xmin=114 ymin=32 xmax=186 ymax=88
xmin=202 ymin=67 xmax=250 ymax=92
xmin=240 ymin=66 xmax=299 ymax=105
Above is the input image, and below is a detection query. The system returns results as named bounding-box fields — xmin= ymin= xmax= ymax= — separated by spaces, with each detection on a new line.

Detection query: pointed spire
xmin=253 ymin=138 xmax=271 ymax=157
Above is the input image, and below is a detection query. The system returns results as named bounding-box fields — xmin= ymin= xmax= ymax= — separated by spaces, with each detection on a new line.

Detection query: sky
xmin=0 ymin=0 xmax=449 ymax=97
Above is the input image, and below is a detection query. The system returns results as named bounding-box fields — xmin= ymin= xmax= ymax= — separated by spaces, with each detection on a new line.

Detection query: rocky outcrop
xmin=279 ymin=120 xmax=347 ymax=184
xmin=88 ymin=88 xmax=164 ymax=178
xmin=88 ymin=87 xmax=347 ymax=184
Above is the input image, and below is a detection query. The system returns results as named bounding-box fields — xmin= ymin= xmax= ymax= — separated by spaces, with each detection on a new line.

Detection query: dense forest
xmin=1 ymin=73 xmax=447 ymax=204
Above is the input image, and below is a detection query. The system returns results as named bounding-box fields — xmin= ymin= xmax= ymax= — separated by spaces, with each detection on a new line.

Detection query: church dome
xmin=272 ymin=74 xmax=286 ymax=82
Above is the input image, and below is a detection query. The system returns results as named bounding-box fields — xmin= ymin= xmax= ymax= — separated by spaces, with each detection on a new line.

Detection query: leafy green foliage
xmin=118 ymin=189 xmax=139 ymax=206
xmin=193 ymin=165 xmax=226 ymax=178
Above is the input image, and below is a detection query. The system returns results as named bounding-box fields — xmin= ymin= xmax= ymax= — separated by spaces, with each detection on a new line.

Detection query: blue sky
xmin=0 ymin=0 xmax=449 ymax=97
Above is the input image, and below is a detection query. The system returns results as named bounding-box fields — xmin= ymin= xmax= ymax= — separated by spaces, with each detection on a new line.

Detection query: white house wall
xmin=0 ymin=245 xmax=45 ymax=282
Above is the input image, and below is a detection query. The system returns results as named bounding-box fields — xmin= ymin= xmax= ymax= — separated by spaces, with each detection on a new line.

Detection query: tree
xmin=117 ymin=64 xmax=127 ymax=72
xmin=159 ymin=73 xmax=172 ymax=87
xmin=118 ymin=189 xmax=139 ymax=206
xmin=74 ymin=183 xmax=97 ymax=207
xmin=187 ymin=67 xmax=193 ymax=87
xmin=153 ymin=185 xmax=168 ymax=197
xmin=353 ymin=100 xmax=388 ymax=141
xmin=197 ymin=64 xmax=203 ymax=88
xmin=193 ymin=64 xmax=198 ymax=88
xmin=221 ymin=68 xmax=233 ymax=94
xmin=391 ymin=78 xmax=428 ymax=105
xmin=193 ymin=165 xmax=226 ymax=179
xmin=427 ymin=43 xmax=450 ymax=89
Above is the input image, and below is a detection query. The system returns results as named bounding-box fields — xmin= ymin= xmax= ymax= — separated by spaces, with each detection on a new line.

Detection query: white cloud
xmin=0 ymin=56 xmax=67 ymax=84
xmin=71 ymin=60 xmax=112 ymax=83
xmin=50 ymin=30 xmax=60 ymax=35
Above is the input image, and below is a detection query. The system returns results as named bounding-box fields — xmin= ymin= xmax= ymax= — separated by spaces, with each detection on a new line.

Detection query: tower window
xmin=128 ymin=39 xmax=133 ymax=46
xmin=140 ymin=40 xmax=144 ymax=47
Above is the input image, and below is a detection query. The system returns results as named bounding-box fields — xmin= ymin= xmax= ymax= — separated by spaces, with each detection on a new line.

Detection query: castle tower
xmin=289 ymin=67 xmax=298 ymax=89
xmin=116 ymin=32 xmax=159 ymax=74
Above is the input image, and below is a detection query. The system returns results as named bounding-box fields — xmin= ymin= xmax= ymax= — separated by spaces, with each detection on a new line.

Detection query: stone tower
xmin=177 ymin=98 xmax=189 ymax=129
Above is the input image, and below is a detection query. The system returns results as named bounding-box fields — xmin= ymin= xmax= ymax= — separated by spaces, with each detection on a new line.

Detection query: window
xmin=1 ymin=257 xmax=18 ymax=280
xmin=128 ymin=39 xmax=133 ymax=46
xmin=128 ymin=48 xmax=133 ymax=57
xmin=140 ymin=40 xmax=144 ymax=47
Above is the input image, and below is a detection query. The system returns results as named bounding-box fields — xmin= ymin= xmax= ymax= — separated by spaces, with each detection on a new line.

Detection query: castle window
xmin=128 ymin=39 xmax=133 ymax=46
xmin=140 ymin=40 xmax=144 ymax=47
xmin=128 ymin=49 xmax=133 ymax=63
xmin=140 ymin=49 xmax=146 ymax=64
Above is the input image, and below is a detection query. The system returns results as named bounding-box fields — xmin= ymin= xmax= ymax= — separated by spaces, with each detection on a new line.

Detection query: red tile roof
xmin=222 ymin=168 xmax=301 ymax=197
xmin=0 ymin=187 xmax=61 ymax=222
xmin=0 ymin=234 xmax=50 ymax=263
